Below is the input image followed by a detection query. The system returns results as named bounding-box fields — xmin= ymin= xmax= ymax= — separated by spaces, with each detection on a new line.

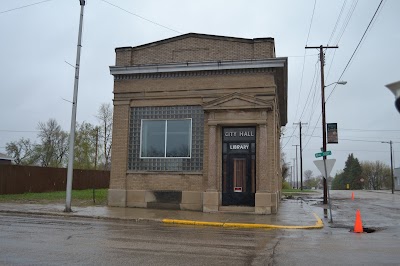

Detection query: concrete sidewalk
xmin=0 ymin=197 xmax=323 ymax=229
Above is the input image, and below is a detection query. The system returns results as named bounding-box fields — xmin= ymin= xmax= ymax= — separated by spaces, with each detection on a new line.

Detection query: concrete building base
xmin=108 ymin=189 xmax=126 ymax=207
xmin=255 ymin=192 xmax=278 ymax=214
xmin=203 ymin=191 xmax=219 ymax=212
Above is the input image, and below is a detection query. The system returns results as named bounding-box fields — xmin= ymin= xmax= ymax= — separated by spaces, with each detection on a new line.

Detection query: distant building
xmin=0 ymin=153 xmax=13 ymax=165
xmin=108 ymin=33 xmax=288 ymax=214
xmin=395 ymin=167 xmax=400 ymax=191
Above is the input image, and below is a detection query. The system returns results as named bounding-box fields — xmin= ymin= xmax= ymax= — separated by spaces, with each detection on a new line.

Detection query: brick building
xmin=108 ymin=33 xmax=288 ymax=214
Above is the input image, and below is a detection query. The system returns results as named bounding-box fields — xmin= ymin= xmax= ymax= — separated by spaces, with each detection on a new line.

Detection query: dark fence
xmin=0 ymin=165 xmax=110 ymax=195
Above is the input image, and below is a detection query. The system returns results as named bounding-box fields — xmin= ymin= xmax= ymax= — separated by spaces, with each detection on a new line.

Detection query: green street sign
xmin=315 ymin=150 xmax=332 ymax=158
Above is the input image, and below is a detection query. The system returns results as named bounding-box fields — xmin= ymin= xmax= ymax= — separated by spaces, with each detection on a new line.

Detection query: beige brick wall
xmin=110 ymin=34 xmax=285 ymax=211
xmin=116 ymin=35 xmax=275 ymax=66
xmin=109 ymin=102 xmax=130 ymax=190
xmin=126 ymin=173 xmax=203 ymax=191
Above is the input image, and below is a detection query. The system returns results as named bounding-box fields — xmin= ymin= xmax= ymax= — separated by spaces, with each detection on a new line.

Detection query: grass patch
xmin=0 ymin=189 xmax=108 ymax=206
xmin=282 ymin=189 xmax=319 ymax=193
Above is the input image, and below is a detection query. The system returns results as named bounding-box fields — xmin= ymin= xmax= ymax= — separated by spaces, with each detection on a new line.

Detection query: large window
xmin=141 ymin=119 xmax=192 ymax=158
xmin=129 ymin=106 xmax=203 ymax=171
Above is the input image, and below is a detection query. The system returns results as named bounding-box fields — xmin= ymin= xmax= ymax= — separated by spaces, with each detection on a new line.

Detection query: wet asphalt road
xmin=1 ymin=190 xmax=400 ymax=265
xmin=273 ymin=190 xmax=400 ymax=265
xmin=0 ymin=214 xmax=280 ymax=265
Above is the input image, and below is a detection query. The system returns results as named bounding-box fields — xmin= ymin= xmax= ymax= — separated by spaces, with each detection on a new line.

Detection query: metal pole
xmin=65 ymin=0 xmax=86 ymax=213
xmin=323 ymin=159 xmax=333 ymax=223
xmin=390 ymin=141 xmax=394 ymax=194
xmin=93 ymin=126 xmax=98 ymax=204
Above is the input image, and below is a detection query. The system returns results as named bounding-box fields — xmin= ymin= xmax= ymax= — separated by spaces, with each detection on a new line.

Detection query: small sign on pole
xmin=315 ymin=151 xmax=332 ymax=158
xmin=327 ymin=123 xmax=338 ymax=144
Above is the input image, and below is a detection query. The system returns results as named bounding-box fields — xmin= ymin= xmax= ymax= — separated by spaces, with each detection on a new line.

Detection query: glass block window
xmin=129 ymin=106 xmax=204 ymax=171
xmin=141 ymin=119 xmax=191 ymax=158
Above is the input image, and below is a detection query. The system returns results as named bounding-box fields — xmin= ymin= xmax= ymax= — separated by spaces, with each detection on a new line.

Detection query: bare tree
xmin=5 ymin=138 xmax=34 ymax=165
xmin=97 ymin=103 xmax=113 ymax=170
xmin=304 ymin=170 xmax=313 ymax=181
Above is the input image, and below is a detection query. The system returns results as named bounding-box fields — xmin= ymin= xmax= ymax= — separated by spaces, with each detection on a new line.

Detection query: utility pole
xmin=292 ymin=158 xmax=296 ymax=189
xmin=382 ymin=140 xmax=394 ymax=194
xmin=293 ymin=145 xmax=299 ymax=189
xmin=291 ymin=165 xmax=293 ymax=189
xmin=294 ymin=122 xmax=308 ymax=190
xmin=65 ymin=0 xmax=86 ymax=213
xmin=306 ymin=45 xmax=338 ymax=206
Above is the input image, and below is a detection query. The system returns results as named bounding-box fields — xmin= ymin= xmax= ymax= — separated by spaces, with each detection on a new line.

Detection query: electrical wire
xmin=282 ymin=0 xmax=317 ymax=150
xmin=327 ymin=0 xmax=347 ymax=45
xmin=0 ymin=0 xmax=54 ymax=15
xmin=327 ymin=0 xmax=385 ymax=102
xmin=100 ymin=0 xmax=182 ymax=34
xmin=293 ymin=0 xmax=317 ymax=122
xmin=0 ymin=130 xmax=39 ymax=133
xmin=298 ymin=60 xmax=319 ymax=123
xmin=334 ymin=0 xmax=358 ymax=45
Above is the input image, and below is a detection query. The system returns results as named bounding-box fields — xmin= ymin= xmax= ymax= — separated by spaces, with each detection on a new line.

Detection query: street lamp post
xmin=65 ymin=0 xmax=86 ymax=213
xmin=322 ymin=81 xmax=347 ymax=210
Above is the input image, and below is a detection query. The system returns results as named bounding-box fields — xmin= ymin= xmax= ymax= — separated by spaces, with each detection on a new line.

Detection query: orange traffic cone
xmin=351 ymin=192 xmax=354 ymax=200
xmin=354 ymin=209 xmax=363 ymax=233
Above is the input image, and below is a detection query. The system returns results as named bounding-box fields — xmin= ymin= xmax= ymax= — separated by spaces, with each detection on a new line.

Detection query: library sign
xmin=223 ymin=127 xmax=256 ymax=152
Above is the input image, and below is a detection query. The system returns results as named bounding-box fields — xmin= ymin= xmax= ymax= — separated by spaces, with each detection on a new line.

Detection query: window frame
xmin=140 ymin=118 xmax=192 ymax=159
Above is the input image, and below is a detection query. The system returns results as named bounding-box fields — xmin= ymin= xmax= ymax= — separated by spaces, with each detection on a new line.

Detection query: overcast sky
xmin=1 ymin=0 xmax=399 ymax=179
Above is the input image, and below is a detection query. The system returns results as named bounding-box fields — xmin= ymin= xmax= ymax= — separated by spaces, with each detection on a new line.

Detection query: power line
xmin=287 ymin=53 xmax=319 ymax=58
xmin=0 ymin=130 xmax=39 ymax=133
xmin=298 ymin=60 xmax=319 ymax=122
xmin=100 ymin=0 xmax=182 ymax=34
xmin=288 ymin=127 xmax=400 ymax=132
xmin=327 ymin=0 xmax=347 ymax=45
xmin=327 ymin=0 xmax=385 ymax=102
xmin=334 ymin=0 xmax=358 ymax=45
xmin=293 ymin=0 xmax=317 ymax=122
xmin=282 ymin=0 xmax=317 ymax=150
xmin=0 ymin=0 xmax=54 ymax=15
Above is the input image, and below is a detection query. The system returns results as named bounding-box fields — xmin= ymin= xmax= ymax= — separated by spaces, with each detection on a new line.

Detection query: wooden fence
xmin=0 ymin=165 xmax=110 ymax=195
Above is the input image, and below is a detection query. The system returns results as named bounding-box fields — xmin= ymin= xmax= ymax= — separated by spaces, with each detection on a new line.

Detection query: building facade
xmin=108 ymin=33 xmax=288 ymax=214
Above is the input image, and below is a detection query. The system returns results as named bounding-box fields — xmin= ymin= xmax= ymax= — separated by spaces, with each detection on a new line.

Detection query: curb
xmin=0 ymin=210 xmax=323 ymax=230
xmin=163 ymin=212 xmax=324 ymax=229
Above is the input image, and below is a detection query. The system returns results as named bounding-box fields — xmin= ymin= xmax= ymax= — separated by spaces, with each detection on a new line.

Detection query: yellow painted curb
xmin=162 ymin=212 xmax=323 ymax=229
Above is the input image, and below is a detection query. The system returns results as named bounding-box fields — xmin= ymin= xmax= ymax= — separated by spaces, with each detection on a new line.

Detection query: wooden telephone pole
xmin=305 ymin=45 xmax=338 ymax=206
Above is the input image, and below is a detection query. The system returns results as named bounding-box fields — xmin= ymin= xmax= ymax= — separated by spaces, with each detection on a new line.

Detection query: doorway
xmin=222 ymin=127 xmax=256 ymax=206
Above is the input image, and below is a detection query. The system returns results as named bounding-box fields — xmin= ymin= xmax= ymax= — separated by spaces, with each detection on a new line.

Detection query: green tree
xmin=331 ymin=171 xmax=345 ymax=190
xmin=332 ymin=154 xmax=362 ymax=190
xmin=74 ymin=122 xmax=98 ymax=169
xmin=33 ymin=119 xmax=69 ymax=167
xmin=343 ymin=153 xmax=363 ymax=189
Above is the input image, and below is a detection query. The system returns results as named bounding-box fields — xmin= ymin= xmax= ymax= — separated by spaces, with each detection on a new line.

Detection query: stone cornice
xmin=110 ymin=58 xmax=287 ymax=79
xmin=113 ymin=67 xmax=275 ymax=80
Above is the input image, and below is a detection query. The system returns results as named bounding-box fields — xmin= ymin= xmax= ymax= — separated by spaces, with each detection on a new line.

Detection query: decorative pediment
xmin=203 ymin=92 xmax=273 ymax=111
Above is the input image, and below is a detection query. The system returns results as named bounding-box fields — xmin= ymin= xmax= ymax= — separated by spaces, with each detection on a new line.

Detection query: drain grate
xmin=350 ymin=227 xmax=377 ymax=233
